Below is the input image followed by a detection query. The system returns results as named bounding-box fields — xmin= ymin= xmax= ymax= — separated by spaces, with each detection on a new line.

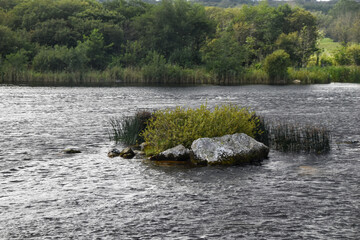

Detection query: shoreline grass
xmin=1 ymin=65 xmax=360 ymax=86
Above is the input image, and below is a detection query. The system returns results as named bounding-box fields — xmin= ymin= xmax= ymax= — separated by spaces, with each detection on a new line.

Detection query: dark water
xmin=0 ymin=84 xmax=359 ymax=239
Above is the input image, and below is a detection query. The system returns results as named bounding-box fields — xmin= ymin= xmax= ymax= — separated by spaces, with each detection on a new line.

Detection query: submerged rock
xmin=150 ymin=144 xmax=190 ymax=162
xmin=120 ymin=147 xmax=135 ymax=159
xmin=190 ymin=133 xmax=269 ymax=166
xmin=63 ymin=147 xmax=81 ymax=154
xmin=108 ymin=148 xmax=121 ymax=158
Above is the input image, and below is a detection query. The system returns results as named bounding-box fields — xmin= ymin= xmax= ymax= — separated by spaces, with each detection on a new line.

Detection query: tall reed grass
xmin=108 ymin=111 xmax=153 ymax=145
xmin=289 ymin=66 xmax=360 ymax=84
xmin=255 ymin=118 xmax=331 ymax=154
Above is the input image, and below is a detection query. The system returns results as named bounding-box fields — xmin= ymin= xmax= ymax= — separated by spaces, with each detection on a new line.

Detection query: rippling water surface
xmin=0 ymin=84 xmax=359 ymax=239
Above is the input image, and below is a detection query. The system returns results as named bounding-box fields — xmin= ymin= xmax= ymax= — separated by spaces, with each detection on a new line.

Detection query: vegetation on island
xmin=141 ymin=104 xmax=257 ymax=155
xmin=109 ymin=110 xmax=152 ymax=145
xmin=109 ymin=105 xmax=331 ymax=156
xmin=0 ymin=0 xmax=360 ymax=85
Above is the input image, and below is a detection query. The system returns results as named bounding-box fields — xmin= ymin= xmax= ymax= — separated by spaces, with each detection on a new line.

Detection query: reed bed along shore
xmin=2 ymin=66 xmax=360 ymax=86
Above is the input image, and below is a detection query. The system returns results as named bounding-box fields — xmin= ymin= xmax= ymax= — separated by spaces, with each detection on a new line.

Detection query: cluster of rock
xmin=107 ymin=147 xmax=145 ymax=159
xmin=109 ymin=133 xmax=269 ymax=166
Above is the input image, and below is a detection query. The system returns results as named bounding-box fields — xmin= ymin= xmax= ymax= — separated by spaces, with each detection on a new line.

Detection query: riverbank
xmin=1 ymin=66 xmax=360 ymax=86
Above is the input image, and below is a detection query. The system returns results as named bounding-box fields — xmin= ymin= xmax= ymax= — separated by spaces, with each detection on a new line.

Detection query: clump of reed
xmin=255 ymin=118 xmax=331 ymax=154
xmin=288 ymin=66 xmax=360 ymax=84
xmin=108 ymin=110 xmax=153 ymax=145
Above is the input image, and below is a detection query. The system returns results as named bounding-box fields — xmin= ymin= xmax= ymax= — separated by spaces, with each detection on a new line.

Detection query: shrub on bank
xmin=263 ymin=50 xmax=291 ymax=84
xmin=141 ymin=104 xmax=259 ymax=155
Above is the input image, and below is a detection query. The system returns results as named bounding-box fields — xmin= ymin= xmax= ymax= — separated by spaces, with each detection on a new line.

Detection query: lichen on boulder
xmin=190 ymin=133 xmax=269 ymax=166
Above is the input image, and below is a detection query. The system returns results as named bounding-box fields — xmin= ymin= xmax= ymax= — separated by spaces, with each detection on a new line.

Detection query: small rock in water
xmin=120 ymin=147 xmax=135 ymax=159
xmin=63 ymin=147 xmax=81 ymax=154
xmin=108 ymin=148 xmax=121 ymax=158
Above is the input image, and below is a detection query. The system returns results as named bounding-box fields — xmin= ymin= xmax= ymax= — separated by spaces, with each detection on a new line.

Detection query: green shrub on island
xmin=109 ymin=111 xmax=153 ymax=145
xmin=140 ymin=104 xmax=259 ymax=156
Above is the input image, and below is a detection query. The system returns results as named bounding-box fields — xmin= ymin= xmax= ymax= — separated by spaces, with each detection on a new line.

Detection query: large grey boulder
xmin=190 ymin=133 xmax=269 ymax=166
xmin=150 ymin=144 xmax=190 ymax=161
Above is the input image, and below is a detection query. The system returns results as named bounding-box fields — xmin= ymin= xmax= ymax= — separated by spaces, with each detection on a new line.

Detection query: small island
xmin=108 ymin=104 xmax=331 ymax=166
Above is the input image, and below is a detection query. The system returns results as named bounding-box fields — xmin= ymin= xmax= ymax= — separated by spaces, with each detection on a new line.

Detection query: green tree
xmin=276 ymin=32 xmax=299 ymax=66
xmin=118 ymin=40 xmax=146 ymax=67
xmin=78 ymin=29 xmax=111 ymax=70
xmin=4 ymin=49 xmax=29 ymax=71
xmin=201 ymin=33 xmax=248 ymax=79
xmin=32 ymin=45 xmax=88 ymax=72
xmin=30 ymin=19 xmax=79 ymax=47
xmin=231 ymin=2 xmax=284 ymax=63
xmin=275 ymin=7 xmax=318 ymax=67
xmin=263 ymin=49 xmax=290 ymax=84
xmin=103 ymin=0 xmax=148 ymax=20
xmin=327 ymin=0 xmax=360 ymax=44
xmin=0 ymin=25 xmax=21 ymax=56
xmin=134 ymin=0 xmax=215 ymax=65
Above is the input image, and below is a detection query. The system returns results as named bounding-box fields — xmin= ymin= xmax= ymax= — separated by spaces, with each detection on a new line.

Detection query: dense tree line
xmin=0 ymin=0 xmax=359 ymax=83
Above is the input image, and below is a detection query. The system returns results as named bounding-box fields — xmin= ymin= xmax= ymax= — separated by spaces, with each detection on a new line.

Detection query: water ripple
xmin=0 ymin=84 xmax=359 ymax=239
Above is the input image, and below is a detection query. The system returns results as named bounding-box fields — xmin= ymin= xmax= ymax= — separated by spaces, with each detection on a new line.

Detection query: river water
xmin=0 ymin=84 xmax=359 ymax=239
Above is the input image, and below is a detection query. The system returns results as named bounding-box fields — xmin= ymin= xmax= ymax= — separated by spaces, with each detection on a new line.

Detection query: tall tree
xmin=134 ymin=0 xmax=215 ymax=66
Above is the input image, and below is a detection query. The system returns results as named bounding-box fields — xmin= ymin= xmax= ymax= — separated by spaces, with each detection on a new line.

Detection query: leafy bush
xmin=109 ymin=111 xmax=153 ymax=145
xmin=347 ymin=44 xmax=360 ymax=66
xmin=334 ymin=47 xmax=351 ymax=66
xmin=141 ymin=104 xmax=259 ymax=155
xmin=320 ymin=54 xmax=334 ymax=67
xmin=263 ymin=50 xmax=291 ymax=84
xmin=4 ymin=49 xmax=29 ymax=71
xmin=32 ymin=45 xmax=88 ymax=72
xmin=141 ymin=51 xmax=168 ymax=82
